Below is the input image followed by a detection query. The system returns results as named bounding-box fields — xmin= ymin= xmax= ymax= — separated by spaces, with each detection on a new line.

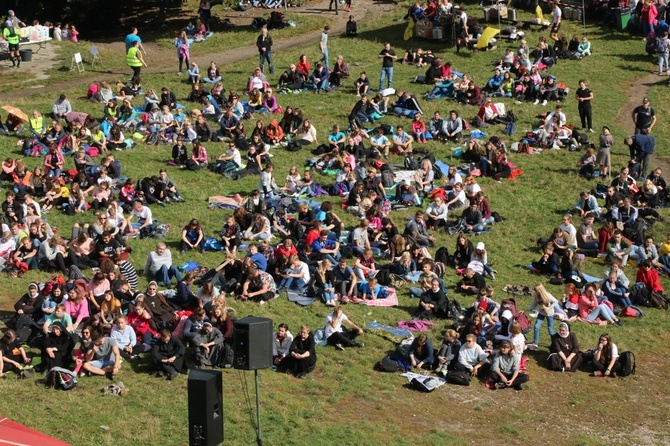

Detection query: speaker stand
xmin=255 ymin=369 xmax=262 ymax=446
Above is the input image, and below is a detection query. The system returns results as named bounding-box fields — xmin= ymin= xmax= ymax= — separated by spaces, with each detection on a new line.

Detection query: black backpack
xmin=435 ymin=247 xmax=449 ymax=264
xmin=618 ymin=351 xmax=636 ymax=377
xmin=376 ymin=268 xmax=391 ymax=286
xmin=445 ymin=370 xmax=471 ymax=386
xmin=506 ymin=110 xmax=517 ymax=123
xmin=379 ymin=356 xmax=400 ymax=372
xmin=629 ymin=282 xmax=651 ymax=307
xmin=404 ymin=154 xmax=419 ymax=170
xmin=380 ymin=164 xmax=395 ymax=188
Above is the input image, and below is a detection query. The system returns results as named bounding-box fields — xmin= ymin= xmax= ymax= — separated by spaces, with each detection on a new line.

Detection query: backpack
xmin=433 ymin=164 xmax=443 ymax=180
xmin=379 ymin=356 xmax=400 ymax=372
xmin=404 ymin=154 xmax=419 ymax=170
xmin=649 ymin=291 xmax=669 ymax=310
xmin=435 ymin=247 xmax=449 ymax=265
xmin=354 ymin=164 xmax=368 ymax=182
xmin=618 ymin=351 xmax=636 ymax=377
xmin=6 ymin=26 xmax=16 ymax=38
xmin=629 ymin=282 xmax=652 ymax=307
xmin=657 ymin=38 xmax=669 ymax=53
xmin=506 ymin=110 xmax=518 ymax=123
xmin=445 ymin=369 xmax=471 ymax=386
xmin=218 ymin=343 xmax=235 ymax=368
xmin=503 ymin=121 xmax=516 ymax=136
xmin=501 ymin=298 xmax=520 ymax=317
xmin=380 ymin=164 xmax=395 ymax=188
xmin=46 ymin=367 xmax=78 ymax=390
xmin=376 ymin=267 xmax=391 ymax=286
xmin=515 ymin=312 xmax=532 ymax=334
xmin=462 ymin=118 xmax=470 ymax=130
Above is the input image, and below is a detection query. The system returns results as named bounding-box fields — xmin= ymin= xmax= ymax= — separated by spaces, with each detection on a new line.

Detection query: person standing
xmin=575 ymin=80 xmax=594 ymax=133
xmin=199 ymin=1 xmax=212 ymax=32
xmin=329 ymin=0 xmax=339 ymax=14
xmin=174 ymin=30 xmax=190 ymax=76
xmin=657 ymin=31 xmax=670 ymax=76
xmin=625 ymin=133 xmax=655 ymax=180
xmin=125 ymin=27 xmax=147 ymax=54
xmin=550 ymin=1 xmax=562 ymax=41
xmin=378 ymin=42 xmax=397 ymax=91
xmin=5 ymin=10 xmax=25 ymax=28
xmin=126 ymin=40 xmax=147 ymax=78
xmin=257 ymin=27 xmax=274 ymax=75
xmin=319 ymin=26 xmax=330 ymax=69
xmin=3 ymin=19 xmax=20 ymax=68
xmin=632 ymin=97 xmax=656 ymax=134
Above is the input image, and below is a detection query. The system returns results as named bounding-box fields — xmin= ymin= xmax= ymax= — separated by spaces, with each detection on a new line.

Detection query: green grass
xmin=1 ymin=4 xmax=670 ymax=445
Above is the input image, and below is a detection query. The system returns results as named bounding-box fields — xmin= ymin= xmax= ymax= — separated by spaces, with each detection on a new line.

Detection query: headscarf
xmin=558 ymin=322 xmax=569 ymax=338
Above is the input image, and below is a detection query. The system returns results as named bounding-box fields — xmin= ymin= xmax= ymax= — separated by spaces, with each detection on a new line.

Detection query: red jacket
xmin=477 ymin=103 xmax=499 ymax=121
xmin=636 ymin=267 xmax=663 ymax=292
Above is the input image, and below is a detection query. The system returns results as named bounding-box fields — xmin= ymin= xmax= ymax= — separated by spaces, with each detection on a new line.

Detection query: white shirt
xmin=465 ymin=182 xmax=481 ymax=196
xmin=272 ymin=330 xmax=294 ymax=357
xmin=553 ymin=6 xmax=562 ymax=23
xmin=325 ymin=312 xmax=348 ymax=338
xmin=292 ymin=261 xmax=311 ymax=283
xmin=131 ymin=206 xmax=153 ymax=225
xmin=227 ymin=148 xmax=242 ymax=167
xmin=447 ymin=173 xmax=463 ymax=187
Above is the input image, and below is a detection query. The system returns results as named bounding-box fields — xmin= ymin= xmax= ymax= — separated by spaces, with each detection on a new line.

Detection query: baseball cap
xmin=476 ymin=242 xmax=485 ymax=250
xmin=643 ymin=97 xmax=650 ymax=103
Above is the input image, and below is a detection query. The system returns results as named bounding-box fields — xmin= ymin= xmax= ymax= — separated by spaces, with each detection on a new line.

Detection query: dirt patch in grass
xmin=612 ymin=72 xmax=670 ymax=174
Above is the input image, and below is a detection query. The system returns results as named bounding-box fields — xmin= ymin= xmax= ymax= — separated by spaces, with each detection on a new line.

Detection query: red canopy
xmin=0 ymin=418 xmax=71 ymax=446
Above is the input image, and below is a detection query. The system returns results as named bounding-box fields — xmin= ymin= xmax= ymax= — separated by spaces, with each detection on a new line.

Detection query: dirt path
xmin=0 ymin=0 xmax=398 ymax=100
xmin=613 ymin=73 xmax=670 ymax=173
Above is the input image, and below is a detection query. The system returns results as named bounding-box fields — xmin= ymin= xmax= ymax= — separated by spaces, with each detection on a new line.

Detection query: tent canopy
xmin=0 ymin=418 xmax=71 ymax=446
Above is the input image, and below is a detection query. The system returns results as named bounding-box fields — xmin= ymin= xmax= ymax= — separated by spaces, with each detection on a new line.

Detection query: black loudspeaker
xmin=188 ymin=369 xmax=223 ymax=446
xmin=233 ymin=316 xmax=273 ymax=370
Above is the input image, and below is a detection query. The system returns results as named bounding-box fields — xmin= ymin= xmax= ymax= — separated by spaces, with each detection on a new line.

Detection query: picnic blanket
xmin=364 ymin=288 xmax=398 ymax=307
xmin=397 ymin=320 xmax=438 ymax=331
xmin=393 ymin=170 xmax=417 ymax=185
xmin=287 ymin=289 xmax=317 ymax=306
xmin=366 ymin=321 xmax=413 ymax=339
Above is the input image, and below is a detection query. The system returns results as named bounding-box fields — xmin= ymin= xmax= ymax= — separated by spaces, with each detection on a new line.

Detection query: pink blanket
xmin=397 ymin=319 xmax=438 ymax=331
xmin=364 ymin=289 xmax=398 ymax=307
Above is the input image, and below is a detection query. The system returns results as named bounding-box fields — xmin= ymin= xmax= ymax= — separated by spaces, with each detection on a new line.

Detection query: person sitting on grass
xmin=272 ymin=323 xmax=294 ymax=370
xmin=181 ymin=218 xmax=205 ymax=255
xmin=111 ymin=315 xmax=146 ymax=360
xmin=192 ymin=321 xmax=224 ymax=367
xmin=83 ymin=330 xmax=121 ymax=380
xmin=455 ymin=334 xmax=490 ymax=378
xmin=357 ymin=277 xmax=389 ymax=302
xmin=591 ymin=333 xmax=621 ymax=377
xmin=578 ymin=283 xmax=623 ymax=327
xmin=408 ymin=333 xmax=434 ymax=370
xmin=0 ymin=329 xmax=31 ymax=377
xmin=151 ymin=329 xmax=185 ymax=380
xmin=636 ymin=258 xmax=664 ymax=294
xmin=548 ymin=322 xmax=582 ymax=372
xmin=435 ymin=329 xmax=462 ymax=373
xmin=289 ymin=324 xmax=316 ymax=379
xmin=276 ymin=254 xmax=310 ymax=293
xmin=325 ymin=305 xmax=364 ymax=350
xmin=490 ymin=340 xmax=529 ymax=390
xmin=416 ymin=278 xmax=446 ymax=320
